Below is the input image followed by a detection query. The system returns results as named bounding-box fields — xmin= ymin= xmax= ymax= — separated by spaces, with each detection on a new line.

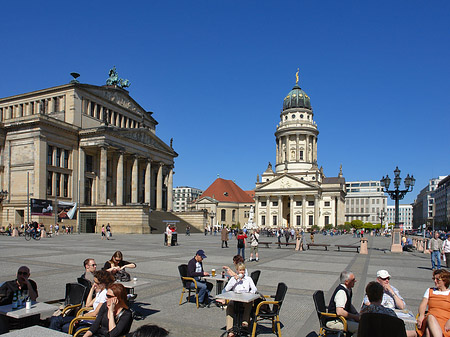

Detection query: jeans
xmin=431 ymin=250 xmax=441 ymax=270
xmin=49 ymin=315 xmax=74 ymax=332
xmin=237 ymin=247 xmax=245 ymax=260
xmin=190 ymin=280 xmax=212 ymax=304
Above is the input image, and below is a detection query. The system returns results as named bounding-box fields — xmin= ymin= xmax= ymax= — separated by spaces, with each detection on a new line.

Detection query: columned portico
xmin=289 ymin=195 xmax=294 ymax=227
xmin=131 ymin=155 xmax=139 ymax=203
xmin=167 ymin=167 xmax=173 ymax=211
xmin=99 ymin=146 xmax=107 ymax=205
xmin=145 ymin=160 xmax=151 ymax=205
xmin=277 ymin=196 xmax=282 ymax=227
xmin=314 ymin=195 xmax=320 ymax=226
xmin=116 ymin=152 xmax=124 ymax=205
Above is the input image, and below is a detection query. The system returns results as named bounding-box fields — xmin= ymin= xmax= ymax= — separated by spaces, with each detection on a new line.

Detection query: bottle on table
xmin=12 ymin=291 xmax=18 ymax=309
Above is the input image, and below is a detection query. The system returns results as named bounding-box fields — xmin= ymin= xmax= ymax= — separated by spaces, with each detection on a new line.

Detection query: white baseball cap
xmin=377 ymin=270 xmax=391 ymax=279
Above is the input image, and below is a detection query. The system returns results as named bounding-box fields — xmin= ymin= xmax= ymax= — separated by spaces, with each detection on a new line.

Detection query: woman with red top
xmin=236 ymin=230 xmax=247 ymax=260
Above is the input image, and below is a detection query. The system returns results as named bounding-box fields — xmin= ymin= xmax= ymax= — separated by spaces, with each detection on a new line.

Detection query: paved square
xmin=0 ymin=233 xmax=433 ymax=336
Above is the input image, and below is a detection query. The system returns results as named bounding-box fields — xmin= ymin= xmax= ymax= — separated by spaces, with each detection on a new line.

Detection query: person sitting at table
xmin=84 ymin=283 xmax=133 ymax=337
xmin=223 ymin=262 xmax=257 ymax=337
xmin=81 ymin=258 xmax=97 ymax=287
xmin=361 ymin=269 xmax=405 ymax=310
xmin=187 ymin=249 xmax=213 ymax=308
xmin=0 ymin=266 xmax=38 ymax=305
xmin=417 ymin=269 xmax=450 ymax=337
xmin=103 ymin=251 xmax=136 ymax=279
xmin=49 ymin=270 xmax=115 ymax=332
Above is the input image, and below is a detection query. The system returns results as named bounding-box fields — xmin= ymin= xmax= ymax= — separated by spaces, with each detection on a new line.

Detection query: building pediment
xmin=256 ymin=174 xmax=318 ymax=192
xmin=117 ymin=129 xmax=174 ymax=154
xmin=86 ymin=86 xmax=145 ymax=114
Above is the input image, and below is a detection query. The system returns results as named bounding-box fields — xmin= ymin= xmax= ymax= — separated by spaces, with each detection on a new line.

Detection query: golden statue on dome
xmin=295 ymin=68 xmax=299 ymax=85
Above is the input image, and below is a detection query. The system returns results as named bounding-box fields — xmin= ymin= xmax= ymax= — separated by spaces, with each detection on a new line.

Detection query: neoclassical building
xmin=0 ymin=69 xmax=177 ymax=233
xmin=254 ymin=73 xmax=346 ymax=229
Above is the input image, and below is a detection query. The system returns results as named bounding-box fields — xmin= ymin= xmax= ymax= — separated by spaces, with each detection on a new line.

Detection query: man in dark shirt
xmin=187 ymin=250 xmax=213 ymax=307
xmin=80 ymin=258 xmax=97 ymax=286
xmin=0 ymin=266 xmax=38 ymax=305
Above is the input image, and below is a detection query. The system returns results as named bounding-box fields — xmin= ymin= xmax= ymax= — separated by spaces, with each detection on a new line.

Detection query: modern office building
xmin=173 ymin=186 xmax=203 ymax=212
xmin=0 ymin=68 xmax=177 ymax=233
xmin=344 ymin=180 xmax=387 ymax=224
xmin=413 ymin=176 xmax=446 ymax=229
xmin=253 ymin=73 xmax=346 ymax=229
xmin=434 ymin=175 xmax=450 ymax=229
xmin=386 ymin=204 xmax=413 ymax=230
xmin=192 ymin=178 xmax=254 ymax=228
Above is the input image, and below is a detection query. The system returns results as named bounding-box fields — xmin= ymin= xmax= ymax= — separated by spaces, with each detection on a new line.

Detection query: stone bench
xmin=258 ymin=241 xmax=272 ymax=248
xmin=335 ymin=244 xmax=359 ymax=253
xmin=307 ymin=243 xmax=330 ymax=251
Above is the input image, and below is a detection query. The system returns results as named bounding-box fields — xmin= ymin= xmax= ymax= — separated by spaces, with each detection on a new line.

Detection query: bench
xmin=259 ymin=242 xmax=272 ymax=248
xmin=335 ymin=245 xmax=359 ymax=253
xmin=307 ymin=243 xmax=330 ymax=251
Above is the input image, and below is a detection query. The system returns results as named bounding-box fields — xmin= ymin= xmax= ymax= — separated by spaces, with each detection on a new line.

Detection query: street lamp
xmin=210 ymin=211 xmax=215 ymax=229
xmin=380 ymin=167 xmax=415 ymax=228
xmin=378 ymin=209 xmax=386 ymax=231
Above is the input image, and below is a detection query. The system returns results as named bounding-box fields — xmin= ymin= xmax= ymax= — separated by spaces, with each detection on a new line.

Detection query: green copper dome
xmin=283 ymin=84 xmax=311 ymax=110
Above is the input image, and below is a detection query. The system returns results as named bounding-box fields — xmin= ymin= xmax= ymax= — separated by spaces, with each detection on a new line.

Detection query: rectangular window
xmin=296 ymin=201 xmax=302 ymax=206
xmin=86 ymin=155 xmax=93 ymax=172
xmin=63 ymin=174 xmax=69 ymax=197
xmin=296 ymin=215 xmax=301 ymax=226
xmin=325 ymin=216 xmax=330 ymax=225
xmin=372 ymin=199 xmax=375 ymax=204
xmin=308 ymin=201 xmax=314 ymax=206
xmin=47 ymin=146 xmax=53 ymax=165
xmin=64 ymin=150 xmax=69 ymax=168
xmin=56 ymin=173 xmax=61 ymax=196
xmin=309 ymin=215 xmax=313 ymax=226
xmin=299 ymin=151 xmax=304 ymax=160
xmin=261 ymin=201 xmax=267 ymax=207
xmin=361 ymin=208 xmax=364 ymax=213
xmin=376 ymin=199 xmax=380 ymax=204
xmin=261 ymin=216 xmax=265 ymax=226
xmin=356 ymin=199 xmax=359 ymax=205
xmin=47 ymin=172 xmax=52 ymax=195
xmin=324 ymin=201 xmax=330 ymax=207
xmin=273 ymin=215 xmax=277 ymax=226
xmin=272 ymin=201 xmax=278 ymax=206
xmin=56 ymin=148 xmax=61 ymax=167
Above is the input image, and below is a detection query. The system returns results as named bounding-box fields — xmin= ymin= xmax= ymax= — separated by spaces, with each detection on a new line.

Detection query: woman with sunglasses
xmin=103 ymin=251 xmax=136 ymax=278
xmin=84 ymin=283 xmax=133 ymax=337
xmin=49 ymin=270 xmax=115 ymax=332
xmin=417 ymin=269 xmax=450 ymax=337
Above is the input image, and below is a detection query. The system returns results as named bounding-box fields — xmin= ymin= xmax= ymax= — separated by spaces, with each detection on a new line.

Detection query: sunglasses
xmin=106 ymin=294 xmax=116 ymax=299
xmin=18 ymin=271 xmax=29 ymax=276
xmin=90 ymin=264 xmax=97 ymax=267
xmin=432 ymin=277 xmax=442 ymax=281
xmin=380 ymin=277 xmax=390 ymax=281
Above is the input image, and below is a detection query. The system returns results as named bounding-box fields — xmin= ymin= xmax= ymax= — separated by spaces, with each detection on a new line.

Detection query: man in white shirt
xmin=361 ymin=270 xmax=405 ymax=310
xmin=249 ymin=230 xmax=260 ymax=262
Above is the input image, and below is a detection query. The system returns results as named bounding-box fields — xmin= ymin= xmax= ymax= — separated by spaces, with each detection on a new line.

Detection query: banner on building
xmin=30 ymin=199 xmax=53 ymax=216
xmin=57 ymin=201 xmax=77 ymax=221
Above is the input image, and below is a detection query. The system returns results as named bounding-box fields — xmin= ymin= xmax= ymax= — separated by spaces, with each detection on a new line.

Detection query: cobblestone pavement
xmin=0 ymin=232 xmax=434 ymax=336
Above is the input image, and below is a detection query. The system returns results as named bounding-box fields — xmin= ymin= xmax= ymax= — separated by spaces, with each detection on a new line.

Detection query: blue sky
xmin=1 ymin=0 xmax=449 ymax=204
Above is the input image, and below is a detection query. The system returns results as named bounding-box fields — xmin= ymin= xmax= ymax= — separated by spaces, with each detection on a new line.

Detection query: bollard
xmin=390 ymin=228 xmax=403 ymax=253
xmin=40 ymin=230 xmax=46 ymax=238
xmin=360 ymin=238 xmax=368 ymax=254
xmin=12 ymin=228 xmax=18 ymax=237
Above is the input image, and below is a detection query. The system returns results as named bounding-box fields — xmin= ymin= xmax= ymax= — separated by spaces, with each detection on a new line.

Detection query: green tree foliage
xmin=324 ymin=224 xmax=333 ymax=231
xmin=351 ymin=220 xmax=364 ymax=229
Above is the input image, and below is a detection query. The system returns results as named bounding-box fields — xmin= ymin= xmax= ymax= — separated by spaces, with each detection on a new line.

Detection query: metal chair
xmin=77 ymin=277 xmax=92 ymax=303
xmin=250 ymin=270 xmax=261 ymax=287
xmin=251 ymin=282 xmax=287 ymax=337
xmin=46 ymin=283 xmax=87 ymax=317
xmin=178 ymin=264 xmax=199 ymax=308
xmin=312 ymin=290 xmax=348 ymax=337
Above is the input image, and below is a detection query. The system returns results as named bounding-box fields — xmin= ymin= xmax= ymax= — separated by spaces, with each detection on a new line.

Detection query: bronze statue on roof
xmin=106 ymin=66 xmax=131 ymax=88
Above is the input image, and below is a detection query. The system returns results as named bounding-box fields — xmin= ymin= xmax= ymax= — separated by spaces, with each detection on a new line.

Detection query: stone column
xmin=49 ymin=98 xmax=54 ymax=113
xmin=266 ymin=196 xmax=270 ymax=226
xmin=79 ymin=147 xmax=85 ymax=205
xmin=302 ymin=195 xmax=307 ymax=228
xmin=145 ymin=160 xmax=151 ymax=205
xmin=305 ymin=136 xmax=309 ymax=163
xmin=278 ymin=138 xmax=282 ymax=164
xmin=116 ymin=152 xmax=124 ymax=205
xmin=296 ymin=134 xmax=299 ymax=161
xmin=167 ymin=167 xmax=173 ymax=211
xmin=255 ymin=196 xmax=259 ymax=226
xmin=314 ymin=195 xmax=320 ymax=227
xmin=290 ymin=195 xmax=294 ymax=227
xmin=26 ymin=103 xmax=32 ymax=116
xmin=131 ymin=156 xmax=138 ymax=203
xmin=99 ymin=146 xmax=107 ymax=205
xmin=278 ymin=196 xmax=283 ymax=227
xmin=156 ymin=163 xmax=163 ymax=210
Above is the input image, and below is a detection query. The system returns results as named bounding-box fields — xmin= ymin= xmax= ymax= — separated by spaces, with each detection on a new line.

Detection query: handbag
xmin=115 ymin=270 xmax=131 ymax=282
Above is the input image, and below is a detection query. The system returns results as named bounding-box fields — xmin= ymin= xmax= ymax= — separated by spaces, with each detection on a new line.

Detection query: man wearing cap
xmin=187 ymin=250 xmax=213 ymax=307
xmin=362 ymin=270 xmax=405 ymax=310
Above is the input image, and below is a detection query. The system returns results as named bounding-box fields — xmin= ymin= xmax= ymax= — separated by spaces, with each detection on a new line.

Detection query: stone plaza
xmin=0 ymin=232 xmax=434 ymax=336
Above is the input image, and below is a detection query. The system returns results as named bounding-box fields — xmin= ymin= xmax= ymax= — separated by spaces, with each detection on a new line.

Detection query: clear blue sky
xmin=1 ymin=0 xmax=449 ymax=205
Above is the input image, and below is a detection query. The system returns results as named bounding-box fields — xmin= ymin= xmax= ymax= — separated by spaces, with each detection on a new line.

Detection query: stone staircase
xmin=149 ymin=211 xmax=204 ymax=233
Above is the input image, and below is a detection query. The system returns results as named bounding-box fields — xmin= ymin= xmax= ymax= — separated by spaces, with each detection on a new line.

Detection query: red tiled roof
xmin=245 ymin=190 xmax=255 ymax=199
xmin=200 ymin=178 xmax=254 ymax=203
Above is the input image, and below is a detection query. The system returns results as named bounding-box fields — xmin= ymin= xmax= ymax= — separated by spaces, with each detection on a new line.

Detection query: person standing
xmin=101 ymin=225 xmax=106 ymax=240
xmin=166 ymin=224 xmax=172 ymax=247
xmin=429 ymin=232 xmax=443 ymax=270
xmin=442 ymin=234 xmax=450 ymax=268
xmin=186 ymin=225 xmax=191 ymax=236
xmin=106 ymin=223 xmax=111 ymax=239
xmin=236 ymin=230 xmax=247 ymax=260
xmin=249 ymin=230 xmax=259 ymax=262
xmin=221 ymin=227 xmax=229 ymax=248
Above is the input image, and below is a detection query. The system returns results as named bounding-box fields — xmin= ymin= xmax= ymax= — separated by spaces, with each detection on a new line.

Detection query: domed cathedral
xmin=254 ymin=70 xmax=346 ymax=229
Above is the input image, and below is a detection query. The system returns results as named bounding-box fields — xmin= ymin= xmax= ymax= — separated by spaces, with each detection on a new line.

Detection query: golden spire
xmin=295 ymin=68 xmax=299 ymax=85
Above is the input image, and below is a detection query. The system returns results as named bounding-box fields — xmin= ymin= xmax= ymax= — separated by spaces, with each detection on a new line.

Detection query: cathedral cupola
xmin=282 ymin=69 xmax=311 ymax=110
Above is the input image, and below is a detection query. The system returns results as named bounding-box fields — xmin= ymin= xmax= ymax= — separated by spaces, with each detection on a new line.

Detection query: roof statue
xmin=338 ymin=164 xmax=343 ymax=178
xmin=106 ymin=66 xmax=131 ymax=88
xmin=296 ymin=68 xmax=299 ymax=85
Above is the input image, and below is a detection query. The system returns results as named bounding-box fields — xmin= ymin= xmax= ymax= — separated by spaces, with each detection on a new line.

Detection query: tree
xmin=324 ymin=224 xmax=333 ymax=231
xmin=351 ymin=220 xmax=364 ymax=229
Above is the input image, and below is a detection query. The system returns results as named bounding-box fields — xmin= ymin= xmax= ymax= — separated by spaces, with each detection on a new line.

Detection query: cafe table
xmin=393 ymin=308 xmax=416 ymax=331
xmin=117 ymin=278 xmax=151 ymax=295
xmin=202 ymin=275 xmax=229 ymax=295
xmin=1 ymin=325 xmax=71 ymax=336
xmin=0 ymin=302 xmax=58 ymax=319
xmin=215 ymin=292 xmax=260 ymax=336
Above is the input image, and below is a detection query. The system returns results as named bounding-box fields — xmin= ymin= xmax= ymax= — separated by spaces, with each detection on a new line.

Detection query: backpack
xmin=237 ymin=238 xmax=245 ymax=248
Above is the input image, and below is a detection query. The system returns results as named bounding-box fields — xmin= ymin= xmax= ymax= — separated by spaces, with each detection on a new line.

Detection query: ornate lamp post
xmin=380 ymin=167 xmax=415 ymax=228
xmin=378 ymin=209 xmax=386 ymax=231
xmin=210 ymin=211 xmax=216 ymax=229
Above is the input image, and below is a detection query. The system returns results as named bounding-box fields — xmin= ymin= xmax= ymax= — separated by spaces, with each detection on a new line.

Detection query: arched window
xmin=221 ymin=209 xmax=226 ymax=221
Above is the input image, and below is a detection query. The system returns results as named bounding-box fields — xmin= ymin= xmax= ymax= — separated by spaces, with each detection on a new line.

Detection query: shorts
xmin=250 ymin=246 xmax=258 ymax=254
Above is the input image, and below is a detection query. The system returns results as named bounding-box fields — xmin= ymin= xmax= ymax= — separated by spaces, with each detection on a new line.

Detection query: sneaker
xmin=255 ymin=258 xmax=259 ymax=262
